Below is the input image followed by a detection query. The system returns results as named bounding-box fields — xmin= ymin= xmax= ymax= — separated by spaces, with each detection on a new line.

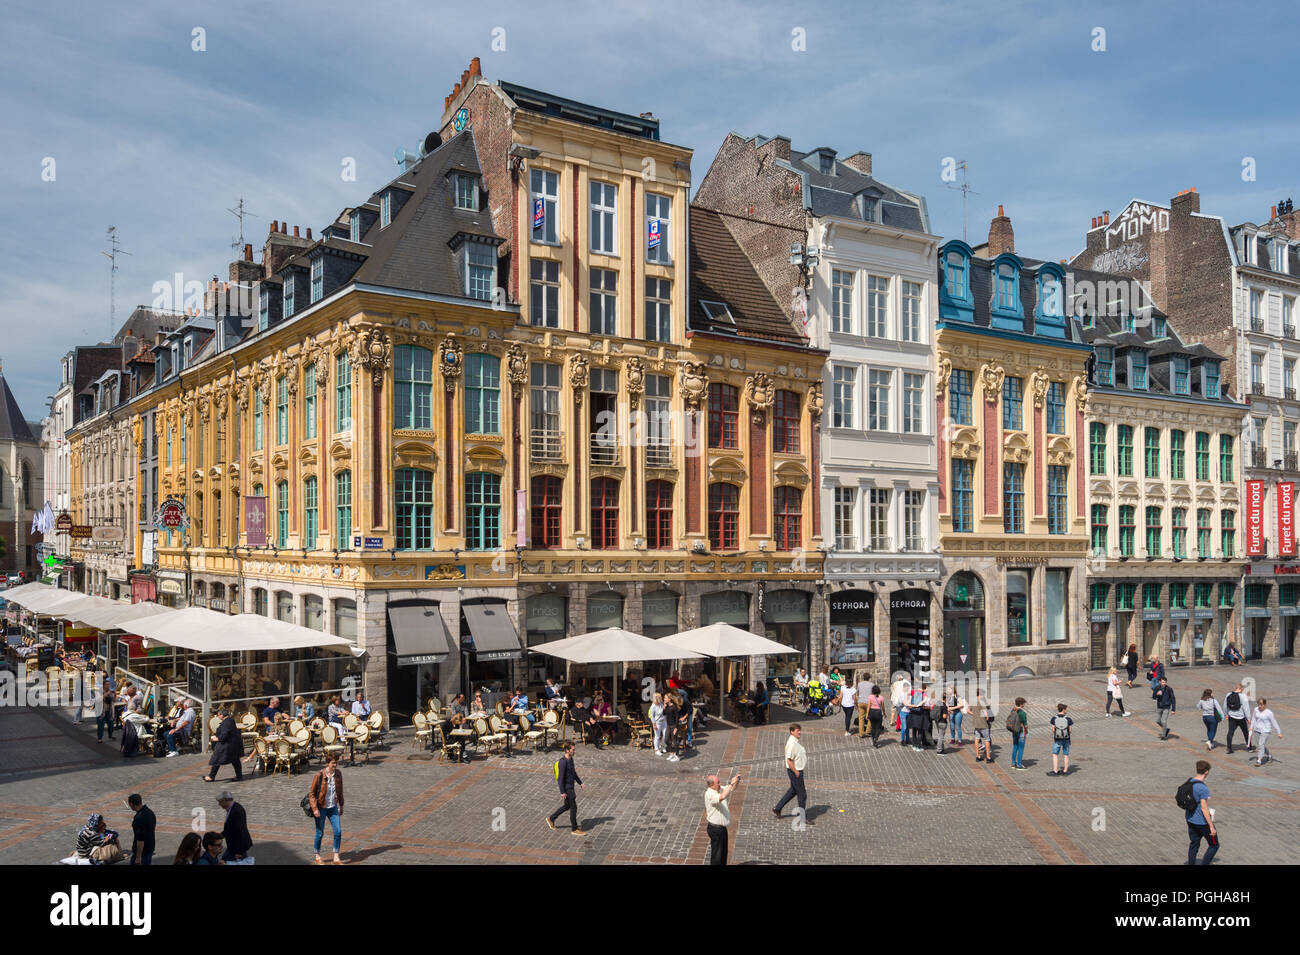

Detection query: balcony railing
xmin=1288 ymin=387 xmax=1297 ymax=401
xmin=645 ymin=443 xmax=673 ymax=468
xmin=1252 ymin=382 xmax=1267 ymax=397
xmin=1251 ymin=317 xmax=1265 ymax=332
xmin=1287 ymin=452 xmax=1299 ymax=472
xmin=1252 ymin=448 xmax=1269 ymax=469
xmin=530 ymin=429 xmax=561 ymax=461
xmin=589 ymin=439 xmax=618 ymax=467
xmin=1286 ymin=323 xmax=1296 ymax=339
xmin=834 ymin=536 xmax=858 ymax=552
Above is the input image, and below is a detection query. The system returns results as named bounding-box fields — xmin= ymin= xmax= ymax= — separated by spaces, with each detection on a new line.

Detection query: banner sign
xmin=647 ymin=218 xmax=661 ymax=249
xmin=55 ymin=513 xmax=73 ymax=534
xmin=69 ymin=525 xmax=93 ymax=540
xmin=244 ymin=496 xmax=267 ymax=547
xmin=91 ymin=526 xmax=125 ymax=544
xmin=1246 ymin=480 xmax=1266 ymax=557
xmin=533 ymin=197 xmax=545 ymax=230
xmin=1279 ymin=481 xmax=1295 ymax=557
xmin=157 ymin=497 xmax=187 ymax=530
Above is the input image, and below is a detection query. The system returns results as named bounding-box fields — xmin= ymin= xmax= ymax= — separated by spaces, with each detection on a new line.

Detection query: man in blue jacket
xmin=1154 ymin=679 xmax=1176 ymax=740
xmin=546 ymin=742 xmax=586 ymax=835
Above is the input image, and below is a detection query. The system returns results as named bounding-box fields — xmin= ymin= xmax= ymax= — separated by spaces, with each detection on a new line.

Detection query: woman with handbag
xmin=1123 ymin=644 xmax=1139 ymax=687
xmin=1106 ymin=667 xmax=1130 ymax=717
xmin=1197 ymin=689 xmax=1225 ymax=751
xmin=306 ymin=754 xmax=344 ymax=865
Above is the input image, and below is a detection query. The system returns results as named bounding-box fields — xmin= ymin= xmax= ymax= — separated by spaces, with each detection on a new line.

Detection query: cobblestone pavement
xmin=2 ymin=662 xmax=1296 ymax=865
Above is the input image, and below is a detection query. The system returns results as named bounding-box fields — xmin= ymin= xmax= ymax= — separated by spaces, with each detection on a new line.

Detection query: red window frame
xmin=645 ymin=480 xmax=673 ymax=550
xmin=708 ymin=483 xmax=739 ymax=550
xmin=591 ymin=478 xmax=620 ymax=549
xmin=773 ymin=390 xmax=800 ymax=453
xmin=530 ymin=476 xmax=562 ymax=549
xmin=708 ymin=383 xmax=739 ymax=449
xmin=773 ymin=486 xmax=802 ymax=550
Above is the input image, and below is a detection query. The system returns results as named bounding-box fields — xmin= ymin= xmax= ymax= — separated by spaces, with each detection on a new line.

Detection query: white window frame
xmin=867 ymin=368 xmax=891 ymax=431
xmin=590 ymin=181 xmax=618 ymax=256
xmin=645 ymin=193 xmax=672 ymax=265
xmin=590 ymin=268 xmax=618 ymax=336
xmin=310 ymin=257 xmax=323 ymax=304
xmin=832 ymin=365 xmax=856 ymax=429
xmin=902 ymin=372 xmax=924 ymax=434
xmin=901 ymin=280 xmax=922 ymax=342
xmin=831 ymin=269 xmax=854 ymax=335
xmin=868 ymin=488 xmax=891 ymax=551
xmin=380 ymin=192 xmax=392 ymax=228
xmin=833 ymin=487 xmax=857 ymax=551
xmin=903 ymin=489 xmax=924 ymax=551
xmin=454 ymin=173 xmax=479 ymax=211
xmin=867 ymin=275 xmax=889 ymax=338
xmin=530 ymin=258 xmax=560 ymax=327
xmin=530 ymin=169 xmax=559 ymax=245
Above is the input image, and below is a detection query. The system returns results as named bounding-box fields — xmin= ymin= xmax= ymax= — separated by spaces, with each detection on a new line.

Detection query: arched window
xmin=774 ymin=486 xmax=802 ymax=550
xmin=645 ymin=480 xmax=673 ymax=549
xmin=945 ymin=250 xmax=968 ymax=299
xmin=708 ymin=483 xmax=739 ymax=550
xmin=394 ymin=345 xmax=434 ymax=430
xmin=939 ymin=241 xmax=975 ymax=322
xmin=253 ymin=588 xmax=269 ymax=616
xmin=303 ymin=593 xmax=324 ymax=631
xmin=530 ymin=476 xmax=562 ymax=549
xmin=275 ymin=590 xmax=293 ymax=622
xmin=943 ymin=572 xmax=985 ymax=611
xmin=590 ymin=478 xmax=619 ymax=549
xmin=395 ymin=468 xmax=434 ymax=549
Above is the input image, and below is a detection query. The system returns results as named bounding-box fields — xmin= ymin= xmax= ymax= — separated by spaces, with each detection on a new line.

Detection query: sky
xmin=2 ymin=0 xmax=1297 ymax=425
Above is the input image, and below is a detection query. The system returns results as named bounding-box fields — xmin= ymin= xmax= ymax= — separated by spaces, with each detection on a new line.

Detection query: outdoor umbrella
xmin=529 ymin=627 xmax=698 ymax=713
xmin=664 ymin=623 xmax=799 ymax=721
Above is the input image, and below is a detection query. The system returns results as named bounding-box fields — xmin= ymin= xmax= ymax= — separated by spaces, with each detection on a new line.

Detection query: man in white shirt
xmin=351 ymin=694 xmax=371 ymax=719
xmin=772 ymin=725 xmax=811 ymax=824
xmin=703 ymin=772 xmax=741 ymax=866
xmin=839 ymin=681 xmax=857 ymax=737
xmin=165 ymin=699 xmax=196 ymax=756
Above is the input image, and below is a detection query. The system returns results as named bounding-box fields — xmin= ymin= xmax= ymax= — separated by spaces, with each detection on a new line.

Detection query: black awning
xmin=388 ymin=605 xmax=453 ymax=666
xmin=462 ymin=602 xmax=522 ymax=661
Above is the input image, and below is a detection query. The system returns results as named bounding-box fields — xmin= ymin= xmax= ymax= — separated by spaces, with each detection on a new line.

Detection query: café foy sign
xmin=155 ymin=497 xmax=188 ymax=530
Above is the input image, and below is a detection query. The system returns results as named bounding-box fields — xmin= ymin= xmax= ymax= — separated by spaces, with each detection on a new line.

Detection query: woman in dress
xmin=1105 ymin=667 xmax=1129 ymax=717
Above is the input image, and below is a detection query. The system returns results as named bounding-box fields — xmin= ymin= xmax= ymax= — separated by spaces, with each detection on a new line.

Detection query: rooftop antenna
xmin=101 ymin=226 xmax=131 ymax=336
xmin=226 ymin=198 xmax=260 ymax=250
xmin=945 ymin=160 xmax=980 ymax=243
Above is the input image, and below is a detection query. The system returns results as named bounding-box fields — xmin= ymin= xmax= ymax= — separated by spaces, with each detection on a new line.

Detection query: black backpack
xmin=152 ymin=734 xmax=167 ymax=758
xmin=1226 ymin=691 xmax=1241 ymax=711
xmin=1175 ymin=778 xmax=1198 ymax=812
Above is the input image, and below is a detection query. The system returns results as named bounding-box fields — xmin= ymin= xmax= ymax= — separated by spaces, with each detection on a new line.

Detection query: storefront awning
xmin=462 ymin=602 xmax=522 ymax=661
xmin=388 ymin=605 xmax=453 ymax=666
xmin=119 ymin=607 xmax=355 ymax=653
xmin=75 ymin=600 xmax=172 ymax=631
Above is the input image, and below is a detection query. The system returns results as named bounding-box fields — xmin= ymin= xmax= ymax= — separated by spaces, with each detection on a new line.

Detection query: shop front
xmin=386 ymin=601 xmax=454 ymax=722
xmin=702 ymin=590 xmax=751 ymax=695
xmin=761 ymin=588 xmax=810 ymax=681
xmin=156 ymin=572 xmax=186 ymax=609
xmin=524 ymin=593 xmax=567 ymax=685
xmin=459 ymin=598 xmax=523 ymax=701
xmin=940 ymin=574 xmax=981 ymax=677
xmin=1282 ymin=607 xmax=1299 ymax=657
xmin=641 ymin=590 xmax=680 ymax=639
xmin=828 ymin=590 xmax=874 ymax=669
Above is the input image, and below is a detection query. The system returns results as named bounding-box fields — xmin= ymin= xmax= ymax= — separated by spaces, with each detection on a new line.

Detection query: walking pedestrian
xmin=1196 ymin=689 xmax=1224 ymax=750
xmin=203 ymin=707 xmax=244 ymax=782
xmin=856 ymin=672 xmax=873 ymax=740
xmin=772 ymin=724 xmax=811 ymax=824
xmin=649 ymin=692 xmax=668 ymax=756
xmin=865 ymin=685 xmax=886 ymax=747
xmin=1007 ymin=696 xmax=1028 ymax=769
xmin=1105 ymin=667 xmax=1129 ymax=717
xmin=126 ymin=794 xmax=155 ymax=865
xmin=972 ymin=690 xmax=994 ymax=763
xmin=934 ymin=687 xmax=949 ymax=753
xmin=839 ymin=680 xmax=857 ymax=737
xmin=1123 ymin=643 xmax=1139 ymax=687
xmin=1251 ymin=699 xmax=1282 ymax=766
xmin=1154 ymin=678 xmax=1176 ymax=741
xmin=703 ymin=772 xmax=741 ymax=866
xmin=96 ymin=683 xmax=117 ymax=743
xmin=1147 ymin=655 xmax=1166 ymax=693
xmin=907 ymin=684 xmax=927 ymax=751
xmin=948 ymin=685 xmax=965 ymax=745
xmin=1223 ymin=683 xmax=1252 ymax=754
xmin=546 ymin=742 xmax=585 ymax=834
xmin=1048 ymin=704 xmax=1073 ymax=776
xmin=308 ymin=753 xmax=344 ymax=865
xmin=217 ymin=791 xmax=253 ymax=862
xmin=1180 ymin=760 xmax=1218 ymax=865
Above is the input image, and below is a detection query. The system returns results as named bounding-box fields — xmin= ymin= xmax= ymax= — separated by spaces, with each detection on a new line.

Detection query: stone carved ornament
xmin=807 ymin=379 xmax=824 ymax=418
xmin=1072 ymin=375 xmax=1089 ymax=414
xmin=439 ymin=333 xmax=464 ymax=392
xmin=1030 ymin=367 xmax=1049 ymax=408
xmin=679 ymin=360 xmax=708 ymax=414
xmin=352 ymin=326 xmax=392 ymax=385
xmin=745 ymin=372 xmax=776 ymax=423
xmin=979 ymin=363 xmax=1005 ymax=404
xmin=625 ymin=356 xmax=645 ymax=409
xmin=935 ymin=357 xmax=952 ymax=398
xmin=569 ymin=353 xmax=589 ymax=406
xmin=506 ymin=342 xmax=529 ymax=389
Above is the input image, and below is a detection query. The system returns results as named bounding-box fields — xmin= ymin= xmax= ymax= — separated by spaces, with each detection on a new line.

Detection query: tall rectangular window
xmin=1007 ymin=570 xmax=1031 ymax=645
xmin=530 ymin=169 xmax=558 ymax=245
xmin=645 ymin=374 xmax=671 ymax=466
xmin=1195 ymin=432 xmax=1210 ymax=481
xmin=530 ymin=476 xmax=562 ymax=549
xmin=645 ymin=479 xmax=673 ymax=550
xmin=258 ymin=287 xmax=269 ymax=330
xmin=1048 ymin=465 xmax=1067 ymax=535
xmin=276 ymin=481 xmax=289 ymax=548
xmin=774 ymin=390 xmax=800 ymax=453
xmin=335 ymin=352 xmax=351 ymax=432
xmin=1196 ymin=508 xmax=1211 ymax=556
xmin=303 ymin=365 xmax=317 ymax=440
xmin=869 ymin=489 xmax=891 ymax=550
xmin=310 ymin=257 xmax=323 ymax=303
xmin=1131 ymin=350 xmax=1148 ymax=390
xmin=590 ymin=268 xmax=618 ymax=336
xmin=380 ymin=192 xmax=391 ymax=227
xmin=950 ymin=369 xmax=972 ymax=425
xmin=1145 ymin=505 xmax=1161 ymax=557
xmin=1144 ymin=427 xmax=1160 ymax=477
xmin=335 ymin=470 xmax=352 ymax=551
xmin=832 ymin=366 xmax=856 ymax=429
xmin=466 ymin=244 xmax=494 ymax=301
xmin=1090 ymin=504 xmax=1107 ymax=554
xmin=866 ymin=275 xmax=889 ymax=338
xmin=530 ymin=363 xmax=561 ymax=460
xmin=645 ymin=193 xmax=672 ymax=264
xmin=530 ymin=259 xmax=560 ymax=328
xmin=1118 ymin=505 xmax=1135 ymax=557
xmin=395 ymin=468 xmax=433 ymax=549
xmin=832 ymin=270 xmax=854 ymax=334
xmin=708 ymin=484 xmax=739 ymax=551
xmin=868 ymin=369 xmax=891 ymax=431
xmin=774 ymin=486 xmax=802 ymax=550
xmin=283 ymin=275 xmax=295 ymax=318
xmin=1173 ymin=356 xmax=1190 ymax=396
xmin=1003 ymin=463 xmax=1025 ymax=534
xmin=952 ymin=460 xmax=973 ymax=533
xmin=902 ymin=373 xmax=923 ymax=434
xmin=589 ymin=181 xmax=617 ymax=255
xmin=1045 ymin=570 xmax=1068 ymax=644
xmin=394 ymin=345 xmax=434 ymax=430
xmin=1171 ymin=508 xmax=1187 ymax=559
xmin=1219 ymin=435 xmax=1234 ymax=482
xmin=1046 ymin=381 xmax=1064 ymax=434
xmin=465 ymin=354 xmax=501 ymax=435
xmin=834 ymin=487 xmax=857 ymax=551
xmin=645 ymin=277 xmax=672 ymax=342
xmin=1170 ymin=430 xmax=1185 ymax=479
xmin=1096 ymin=347 xmax=1114 ymax=386
xmin=903 ymin=489 xmax=924 ymax=551
xmin=454 ymin=173 xmax=478 ymax=210
xmin=1116 ymin=425 xmax=1133 ymax=477
xmin=465 ymin=473 xmax=501 ymax=550
xmin=901 ymin=280 xmax=922 ymax=342
xmin=253 ymin=390 xmax=263 ymax=451
xmin=1002 ymin=376 xmax=1023 ymax=431
xmin=303 ymin=477 xmax=318 ymax=547
xmin=276 ymin=377 xmax=288 ymax=445
xmin=1089 ymin=422 xmax=1107 ymax=475
xmin=1221 ymin=510 xmax=1235 ymax=558
xmin=708 ymin=383 xmax=739 ymax=449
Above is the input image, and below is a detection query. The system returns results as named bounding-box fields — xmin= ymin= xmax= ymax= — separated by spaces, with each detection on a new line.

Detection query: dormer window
xmin=1275 ymin=241 xmax=1290 ymax=274
xmin=1096 ymin=346 xmax=1114 ymax=386
xmin=1153 ymin=315 xmax=1166 ymax=338
xmin=1238 ymin=231 xmax=1256 ymax=266
xmin=283 ymin=275 xmax=295 ymax=317
xmin=454 ymin=173 xmax=479 ymax=211
xmin=349 ymin=211 xmax=361 ymax=243
xmin=996 ymin=264 xmax=1017 ymax=310
xmin=310 ymin=257 xmax=323 ymax=303
xmin=1122 ymin=314 xmax=1136 ymax=333
xmin=259 ymin=287 xmax=269 ymax=330
xmin=1035 ymin=264 xmax=1066 ymax=338
xmin=945 ymin=251 xmax=967 ymax=299
xmin=466 ymin=243 xmax=495 ymax=301
xmin=183 ymin=338 xmax=193 ymax=364
xmin=990 ymin=254 xmax=1024 ymax=331
xmin=939 ymin=241 xmax=975 ymax=323
xmin=818 ymin=152 xmax=835 ymax=174
xmin=1131 ymin=350 xmax=1148 ymax=390
xmin=1205 ymin=362 xmax=1221 ymax=399
xmin=380 ymin=192 xmax=392 ymax=228
xmin=1172 ymin=356 xmax=1190 ymax=396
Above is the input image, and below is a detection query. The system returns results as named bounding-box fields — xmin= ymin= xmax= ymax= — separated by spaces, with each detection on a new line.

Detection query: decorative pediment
xmin=299 ymin=445 xmax=319 ymax=467
xmin=1003 ymin=431 xmax=1030 ymax=463
xmin=248 ymin=458 xmax=264 ymax=477
xmin=1195 ymin=485 xmax=1218 ymax=502
xmin=529 ymin=462 xmax=569 ymax=479
xmin=1046 ymin=434 xmax=1074 ymax=466
xmin=465 ymin=444 xmax=506 ymax=467
xmin=394 ymin=440 xmax=438 ymax=470
xmin=1115 ymin=480 xmax=1140 ymax=500
xmin=1169 ymin=483 xmax=1192 ymax=501
xmin=1143 ymin=482 xmax=1166 ymax=499
xmin=708 ymin=454 xmax=747 ymax=483
xmin=329 ymin=439 xmax=352 ymax=460
xmin=773 ymin=459 xmax=811 ymax=488
xmin=227 ymin=463 xmax=240 ymax=481
xmin=270 ymin=452 xmax=289 ymax=472
xmin=190 ymin=469 xmax=205 ymax=485
xmin=1219 ymin=485 xmax=1239 ymax=503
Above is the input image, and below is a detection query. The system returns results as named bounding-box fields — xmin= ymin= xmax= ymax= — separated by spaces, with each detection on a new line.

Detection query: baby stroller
xmin=806 ymin=680 xmax=834 ymax=717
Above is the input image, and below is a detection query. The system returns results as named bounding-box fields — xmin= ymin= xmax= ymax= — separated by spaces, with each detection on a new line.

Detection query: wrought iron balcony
xmin=1251 ymin=317 xmax=1265 ymax=332
xmin=1287 ymin=452 xmax=1299 ymax=472
xmin=1252 ymin=448 xmax=1269 ymax=469
xmin=1252 ymin=382 xmax=1267 ymax=397
xmin=645 ymin=443 xmax=673 ymax=468
xmin=530 ymin=429 xmax=562 ymax=461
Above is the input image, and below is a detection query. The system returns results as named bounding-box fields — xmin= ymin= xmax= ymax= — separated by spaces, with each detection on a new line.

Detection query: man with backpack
xmin=1178 ymin=761 xmax=1217 ymax=865
xmin=1006 ymin=697 xmax=1028 ymax=770
xmin=1223 ymin=683 xmax=1252 ymax=755
xmin=972 ymin=690 xmax=994 ymax=763
xmin=546 ymin=742 xmax=586 ymax=835
xmin=1048 ymin=703 xmax=1073 ymax=776
xmin=1154 ymin=678 xmax=1176 ymax=741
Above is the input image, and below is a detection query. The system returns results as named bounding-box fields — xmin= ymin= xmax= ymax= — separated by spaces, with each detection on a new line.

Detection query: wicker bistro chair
xmin=350 ymin=723 xmax=372 ymax=764
xmin=208 ymin=715 xmax=222 ymax=736
xmin=624 ymin=713 xmax=654 ymax=749
xmin=517 ymin=714 xmax=546 ymax=754
xmin=367 ymin=712 xmax=386 ymax=748
xmin=489 ymin=714 xmax=518 ymax=755
xmin=433 ymin=722 xmax=463 ymax=763
xmin=271 ymin=738 xmax=298 ymax=776
xmin=238 ymin=712 xmax=259 ymax=747
xmin=343 ymin=713 xmax=360 ymax=733
xmin=319 ymin=725 xmax=346 ymax=763
xmin=411 ymin=713 xmax=433 ymax=754
xmin=288 ymin=719 xmax=305 ymax=736
xmin=291 ymin=728 xmax=312 ymax=766
xmin=474 ymin=717 xmax=507 ymax=756
xmin=532 ymin=710 xmax=562 ymax=751
xmin=251 ymin=737 xmax=271 ymax=775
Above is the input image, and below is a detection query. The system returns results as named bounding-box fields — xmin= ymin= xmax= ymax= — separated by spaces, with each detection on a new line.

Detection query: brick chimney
xmin=987 ymin=205 xmax=1014 ymax=256
xmin=1171 ymin=187 xmax=1200 ymax=217
xmin=841 ymin=152 xmax=873 ymax=176
xmin=757 ymin=135 xmax=791 ymax=163
xmin=1272 ymin=198 xmax=1300 ymax=240
xmin=230 ymin=242 xmax=262 ymax=285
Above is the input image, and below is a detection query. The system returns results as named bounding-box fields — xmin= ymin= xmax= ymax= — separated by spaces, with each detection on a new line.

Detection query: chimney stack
xmin=988 ymin=205 xmax=1014 ymax=256
xmin=841 ymin=151 xmax=873 ymax=176
xmin=1103 ymin=210 xmax=1110 ymax=225
xmin=270 ymin=220 xmax=279 ymax=234
xmin=1171 ymin=188 xmax=1200 ymax=216
xmin=244 ymin=243 xmax=253 ymax=261
xmin=293 ymin=225 xmax=300 ymax=238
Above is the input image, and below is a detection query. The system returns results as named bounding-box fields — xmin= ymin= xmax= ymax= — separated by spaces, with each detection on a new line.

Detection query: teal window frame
xmin=394 ymin=345 xmax=434 ymax=431
xmin=465 ymin=472 xmax=501 ymax=551
xmin=465 ymin=354 xmax=501 ymax=435
xmin=303 ymin=476 xmax=318 ymax=547
xmin=395 ymin=468 xmax=434 ymax=550
xmin=335 ymin=470 xmax=352 ymax=551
